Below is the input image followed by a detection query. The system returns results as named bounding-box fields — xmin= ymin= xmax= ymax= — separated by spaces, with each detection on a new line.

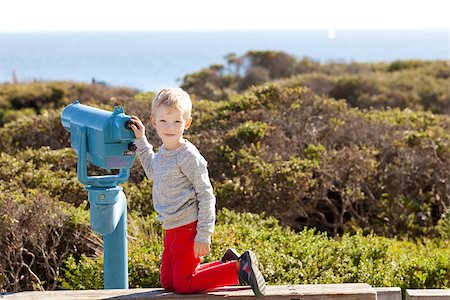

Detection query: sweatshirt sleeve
xmin=134 ymin=136 xmax=155 ymax=179
xmin=180 ymin=151 xmax=216 ymax=244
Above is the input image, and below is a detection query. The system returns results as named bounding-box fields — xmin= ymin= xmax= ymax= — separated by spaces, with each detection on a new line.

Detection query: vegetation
xmin=181 ymin=52 xmax=449 ymax=114
xmin=60 ymin=209 xmax=450 ymax=290
xmin=0 ymin=54 xmax=449 ymax=293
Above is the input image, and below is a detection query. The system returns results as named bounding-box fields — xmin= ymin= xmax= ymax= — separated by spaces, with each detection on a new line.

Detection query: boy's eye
xmin=160 ymin=120 xmax=166 ymax=122
xmin=175 ymin=120 xmax=181 ymax=123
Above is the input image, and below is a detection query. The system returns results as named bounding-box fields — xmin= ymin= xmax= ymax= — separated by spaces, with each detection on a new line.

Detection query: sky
xmin=0 ymin=0 xmax=448 ymax=32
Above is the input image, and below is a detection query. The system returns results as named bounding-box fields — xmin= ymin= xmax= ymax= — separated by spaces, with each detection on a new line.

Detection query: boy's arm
xmin=180 ymin=153 xmax=216 ymax=244
xmin=130 ymin=115 xmax=155 ymax=179
xmin=134 ymin=136 xmax=155 ymax=179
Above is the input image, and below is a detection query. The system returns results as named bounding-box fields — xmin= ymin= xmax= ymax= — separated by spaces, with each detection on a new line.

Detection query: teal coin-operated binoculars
xmin=61 ymin=100 xmax=137 ymax=289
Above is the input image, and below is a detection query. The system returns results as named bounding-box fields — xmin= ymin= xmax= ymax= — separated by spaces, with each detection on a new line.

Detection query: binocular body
xmin=61 ymin=100 xmax=136 ymax=171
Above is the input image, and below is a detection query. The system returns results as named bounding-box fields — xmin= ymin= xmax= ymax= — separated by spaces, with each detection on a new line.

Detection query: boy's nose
xmin=163 ymin=123 xmax=176 ymax=131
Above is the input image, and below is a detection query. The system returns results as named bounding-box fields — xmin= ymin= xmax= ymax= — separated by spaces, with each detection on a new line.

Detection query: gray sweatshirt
xmin=134 ymin=137 xmax=216 ymax=244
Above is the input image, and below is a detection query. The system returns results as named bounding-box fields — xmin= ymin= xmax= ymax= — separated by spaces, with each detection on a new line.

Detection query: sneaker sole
xmin=246 ymin=251 xmax=266 ymax=297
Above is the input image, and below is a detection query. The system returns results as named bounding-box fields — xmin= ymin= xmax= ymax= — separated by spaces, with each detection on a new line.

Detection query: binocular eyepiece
xmin=124 ymin=121 xmax=137 ymax=152
xmin=127 ymin=141 xmax=137 ymax=152
xmin=125 ymin=120 xmax=134 ymax=130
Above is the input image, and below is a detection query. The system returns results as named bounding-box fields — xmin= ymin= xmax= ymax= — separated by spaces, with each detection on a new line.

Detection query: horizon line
xmin=0 ymin=28 xmax=447 ymax=34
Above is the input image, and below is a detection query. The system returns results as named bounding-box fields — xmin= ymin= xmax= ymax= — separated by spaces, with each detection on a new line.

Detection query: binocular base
xmin=87 ymin=186 xmax=128 ymax=289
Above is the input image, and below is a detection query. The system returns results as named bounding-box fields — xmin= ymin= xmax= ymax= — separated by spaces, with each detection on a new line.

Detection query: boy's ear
xmin=150 ymin=115 xmax=157 ymax=128
xmin=185 ymin=117 xmax=193 ymax=130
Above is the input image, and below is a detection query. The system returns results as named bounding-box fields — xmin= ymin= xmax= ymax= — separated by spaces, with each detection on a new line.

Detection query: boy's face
xmin=151 ymin=105 xmax=192 ymax=149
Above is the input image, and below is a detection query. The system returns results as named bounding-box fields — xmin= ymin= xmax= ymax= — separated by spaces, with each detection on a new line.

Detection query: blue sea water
xmin=0 ymin=30 xmax=448 ymax=91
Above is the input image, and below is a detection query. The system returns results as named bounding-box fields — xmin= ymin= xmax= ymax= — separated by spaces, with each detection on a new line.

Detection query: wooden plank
xmin=406 ymin=289 xmax=450 ymax=300
xmin=374 ymin=287 xmax=402 ymax=300
xmin=0 ymin=284 xmax=376 ymax=300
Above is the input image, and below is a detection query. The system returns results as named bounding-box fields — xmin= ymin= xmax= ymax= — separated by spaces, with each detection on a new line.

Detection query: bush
xmin=0 ymin=108 xmax=35 ymax=126
xmin=224 ymin=121 xmax=271 ymax=147
xmin=0 ymin=148 xmax=86 ymax=206
xmin=240 ymin=66 xmax=271 ymax=90
xmin=0 ymin=81 xmax=139 ymax=111
xmin=2 ymin=62 xmax=449 ymax=292
xmin=124 ymin=178 xmax=154 ymax=216
xmin=281 ymin=63 xmax=449 ymax=114
xmin=0 ymin=110 xmax=69 ymax=153
xmin=1 ymin=83 xmax=448 ymax=239
xmin=182 ymin=54 xmax=449 ymax=114
xmin=61 ymin=212 xmax=163 ymax=289
xmin=60 ymin=254 xmax=103 ymax=290
xmin=181 ymin=51 xmax=298 ymax=101
xmin=193 ymin=85 xmax=449 ymax=237
xmin=60 ymin=209 xmax=450 ymax=290
xmin=0 ymin=189 xmax=98 ymax=292
xmin=0 ymin=82 xmax=67 ymax=110
xmin=387 ymin=60 xmax=428 ymax=72
xmin=181 ymin=67 xmax=232 ymax=101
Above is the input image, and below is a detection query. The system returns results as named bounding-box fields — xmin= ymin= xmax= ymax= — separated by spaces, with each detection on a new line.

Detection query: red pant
xmin=160 ymin=221 xmax=239 ymax=294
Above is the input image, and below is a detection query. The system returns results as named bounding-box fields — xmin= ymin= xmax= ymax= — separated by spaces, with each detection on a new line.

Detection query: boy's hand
xmin=193 ymin=241 xmax=210 ymax=258
xmin=130 ymin=115 xmax=145 ymax=139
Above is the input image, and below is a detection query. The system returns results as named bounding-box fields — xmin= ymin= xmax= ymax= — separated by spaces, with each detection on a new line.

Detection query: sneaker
xmin=239 ymin=250 xmax=266 ymax=297
xmin=220 ymin=248 xmax=240 ymax=263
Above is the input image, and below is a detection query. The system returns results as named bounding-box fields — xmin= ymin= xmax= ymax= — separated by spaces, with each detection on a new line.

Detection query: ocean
xmin=0 ymin=29 xmax=448 ymax=91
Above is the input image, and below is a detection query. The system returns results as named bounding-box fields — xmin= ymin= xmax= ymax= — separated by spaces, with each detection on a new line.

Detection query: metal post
xmin=104 ymin=202 xmax=128 ymax=289
xmin=86 ymin=186 xmax=129 ymax=289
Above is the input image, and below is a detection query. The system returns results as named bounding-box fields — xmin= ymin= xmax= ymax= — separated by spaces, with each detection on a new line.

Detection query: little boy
xmin=130 ymin=88 xmax=266 ymax=296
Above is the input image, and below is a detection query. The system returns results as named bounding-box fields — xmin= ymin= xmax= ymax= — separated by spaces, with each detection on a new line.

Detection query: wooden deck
xmin=3 ymin=284 xmax=449 ymax=299
xmin=1 ymin=283 xmax=377 ymax=300
xmin=374 ymin=287 xmax=402 ymax=300
xmin=406 ymin=289 xmax=450 ymax=300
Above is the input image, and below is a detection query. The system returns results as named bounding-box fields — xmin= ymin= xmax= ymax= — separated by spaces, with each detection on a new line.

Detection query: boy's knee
xmin=161 ymin=281 xmax=174 ymax=292
xmin=173 ymin=279 xmax=194 ymax=294
xmin=160 ymin=274 xmax=174 ymax=292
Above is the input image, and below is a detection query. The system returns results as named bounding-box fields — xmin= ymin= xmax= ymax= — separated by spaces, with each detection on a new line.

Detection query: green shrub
xmin=281 ymin=64 xmax=449 ymax=114
xmin=0 ymin=81 xmax=138 ymax=111
xmin=224 ymin=121 xmax=271 ymax=147
xmin=124 ymin=178 xmax=154 ymax=216
xmin=60 ymin=254 xmax=103 ymax=290
xmin=61 ymin=212 xmax=163 ymax=290
xmin=387 ymin=60 xmax=428 ymax=72
xmin=0 ymin=148 xmax=88 ymax=206
xmin=0 ymin=108 xmax=35 ymax=126
xmin=2 ymin=61 xmax=449 ymax=293
xmin=60 ymin=209 xmax=450 ymax=290
xmin=0 ymin=82 xmax=67 ymax=110
xmin=0 ymin=109 xmax=69 ymax=153
xmin=182 ymin=54 xmax=449 ymax=114
xmin=193 ymin=85 xmax=449 ymax=238
xmin=1 ymin=83 xmax=448 ymax=239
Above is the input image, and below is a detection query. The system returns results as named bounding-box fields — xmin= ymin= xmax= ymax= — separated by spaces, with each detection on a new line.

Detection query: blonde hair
xmin=151 ymin=88 xmax=192 ymax=117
